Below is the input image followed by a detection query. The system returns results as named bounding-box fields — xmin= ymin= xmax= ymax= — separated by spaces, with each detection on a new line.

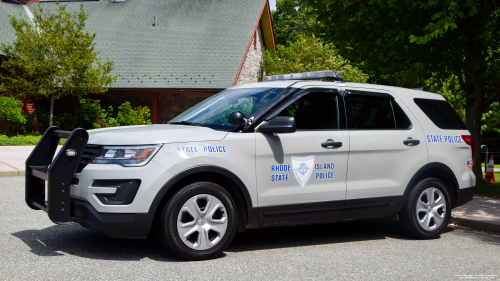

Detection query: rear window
xmin=414 ymin=98 xmax=467 ymax=130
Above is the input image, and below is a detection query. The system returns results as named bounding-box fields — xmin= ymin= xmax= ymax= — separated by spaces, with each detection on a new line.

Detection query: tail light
xmin=462 ymin=135 xmax=475 ymax=157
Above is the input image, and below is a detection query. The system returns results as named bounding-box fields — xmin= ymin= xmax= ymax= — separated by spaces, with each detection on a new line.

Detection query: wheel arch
xmin=402 ymin=162 xmax=459 ymax=209
xmin=149 ymin=165 xmax=253 ymax=229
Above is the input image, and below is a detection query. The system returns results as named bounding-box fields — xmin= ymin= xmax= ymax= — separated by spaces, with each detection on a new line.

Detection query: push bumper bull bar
xmin=25 ymin=126 xmax=88 ymax=224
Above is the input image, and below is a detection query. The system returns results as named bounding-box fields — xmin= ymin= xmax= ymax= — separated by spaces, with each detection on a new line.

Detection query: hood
xmin=87 ymin=124 xmax=228 ymax=145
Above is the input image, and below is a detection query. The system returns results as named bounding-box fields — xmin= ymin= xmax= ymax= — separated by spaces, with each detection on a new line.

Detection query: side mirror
xmin=228 ymin=111 xmax=246 ymax=126
xmin=258 ymin=116 xmax=296 ymax=134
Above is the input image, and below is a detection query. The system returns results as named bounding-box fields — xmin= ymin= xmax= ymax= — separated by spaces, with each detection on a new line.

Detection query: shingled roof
xmin=0 ymin=2 xmax=25 ymax=56
xmin=1 ymin=0 xmax=273 ymax=89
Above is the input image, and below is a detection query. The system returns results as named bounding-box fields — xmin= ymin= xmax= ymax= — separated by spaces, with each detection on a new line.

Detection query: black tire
xmin=158 ymin=181 xmax=237 ymax=261
xmin=400 ymin=177 xmax=451 ymax=239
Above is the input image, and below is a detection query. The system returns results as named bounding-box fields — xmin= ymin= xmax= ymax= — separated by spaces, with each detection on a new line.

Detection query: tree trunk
xmin=464 ymin=92 xmax=484 ymax=182
xmin=49 ymin=94 xmax=55 ymax=127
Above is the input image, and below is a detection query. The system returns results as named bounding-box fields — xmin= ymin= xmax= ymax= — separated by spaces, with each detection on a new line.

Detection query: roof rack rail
xmin=263 ymin=70 xmax=344 ymax=82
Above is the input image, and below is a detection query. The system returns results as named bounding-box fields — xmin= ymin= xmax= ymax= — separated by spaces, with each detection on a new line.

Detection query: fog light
xmin=92 ymin=180 xmax=141 ymax=205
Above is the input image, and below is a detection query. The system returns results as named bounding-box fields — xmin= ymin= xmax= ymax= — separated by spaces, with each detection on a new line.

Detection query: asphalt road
xmin=1 ymin=176 xmax=499 ymax=280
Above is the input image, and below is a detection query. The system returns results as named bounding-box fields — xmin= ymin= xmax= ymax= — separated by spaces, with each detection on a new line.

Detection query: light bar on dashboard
xmin=263 ymin=71 xmax=344 ymax=82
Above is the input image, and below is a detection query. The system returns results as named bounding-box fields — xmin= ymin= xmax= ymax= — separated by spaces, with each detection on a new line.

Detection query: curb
xmin=0 ymin=171 xmax=25 ymax=177
xmin=451 ymin=214 xmax=500 ymax=232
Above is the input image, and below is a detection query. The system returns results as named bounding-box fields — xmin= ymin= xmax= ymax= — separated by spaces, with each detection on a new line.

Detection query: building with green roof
xmin=0 ymin=0 xmax=275 ymax=123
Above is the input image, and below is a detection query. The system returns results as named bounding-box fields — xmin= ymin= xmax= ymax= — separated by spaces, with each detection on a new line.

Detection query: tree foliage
xmin=0 ymin=96 xmax=26 ymax=136
xmin=0 ymin=3 xmax=115 ymax=126
xmin=272 ymin=0 xmax=315 ymax=46
xmin=262 ymin=35 xmax=368 ymax=83
xmin=303 ymin=0 xmax=500 ymax=178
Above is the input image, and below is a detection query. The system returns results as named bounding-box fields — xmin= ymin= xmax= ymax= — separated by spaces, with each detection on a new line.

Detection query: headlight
xmin=92 ymin=145 xmax=162 ymax=167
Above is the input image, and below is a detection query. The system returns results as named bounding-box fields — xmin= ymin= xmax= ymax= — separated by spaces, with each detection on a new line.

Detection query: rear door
xmin=342 ymin=88 xmax=429 ymax=219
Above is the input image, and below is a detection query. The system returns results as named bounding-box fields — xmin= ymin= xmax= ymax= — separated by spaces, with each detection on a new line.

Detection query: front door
xmin=255 ymin=88 xmax=349 ymax=224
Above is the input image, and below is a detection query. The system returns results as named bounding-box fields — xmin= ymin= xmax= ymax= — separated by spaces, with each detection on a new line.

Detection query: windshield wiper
xmin=169 ymin=121 xmax=204 ymax=127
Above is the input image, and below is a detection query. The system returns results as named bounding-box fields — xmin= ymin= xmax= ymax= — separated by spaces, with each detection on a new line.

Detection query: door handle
xmin=403 ymin=138 xmax=420 ymax=146
xmin=321 ymin=139 xmax=343 ymax=148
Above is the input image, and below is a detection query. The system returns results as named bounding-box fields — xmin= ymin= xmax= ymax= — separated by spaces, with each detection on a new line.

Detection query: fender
xmin=148 ymin=165 xmax=253 ymax=214
xmin=402 ymin=162 xmax=459 ymax=207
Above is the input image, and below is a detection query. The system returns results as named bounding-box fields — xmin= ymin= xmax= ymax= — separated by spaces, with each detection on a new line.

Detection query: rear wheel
xmin=158 ymin=181 xmax=237 ymax=260
xmin=400 ymin=178 xmax=451 ymax=239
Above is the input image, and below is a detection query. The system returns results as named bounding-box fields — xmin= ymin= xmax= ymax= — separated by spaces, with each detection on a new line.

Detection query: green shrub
xmin=0 ymin=134 xmax=41 ymax=145
xmin=80 ymin=99 xmax=105 ymax=129
xmin=29 ymin=108 xmax=51 ymax=134
xmin=93 ymin=105 xmax=117 ymax=129
xmin=57 ymin=112 xmax=79 ymax=131
xmin=116 ymin=101 xmax=152 ymax=126
xmin=0 ymin=96 xmax=27 ymax=136
xmin=22 ymin=112 xmax=39 ymax=135
xmin=16 ymin=100 xmax=153 ymax=132
xmin=0 ymin=134 xmax=66 ymax=146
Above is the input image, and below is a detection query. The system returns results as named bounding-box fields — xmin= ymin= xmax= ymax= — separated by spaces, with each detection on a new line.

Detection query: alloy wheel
xmin=176 ymin=194 xmax=228 ymax=250
xmin=415 ymin=187 xmax=447 ymax=231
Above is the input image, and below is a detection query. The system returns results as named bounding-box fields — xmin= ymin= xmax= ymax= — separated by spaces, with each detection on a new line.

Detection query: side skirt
xmin=249 ymin=196 xmax=403 ymax=228
xmin=342 ymin=196 xmax=403 ymax=221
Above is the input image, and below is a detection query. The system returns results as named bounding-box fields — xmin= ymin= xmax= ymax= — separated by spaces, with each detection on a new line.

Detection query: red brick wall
xmin=1 ymin=86 xmax=220 ymax=133
xmin=158 ymin=92 xmax=215 ymax=123
xmin=34 ymin=89 xmax=221 ymax=124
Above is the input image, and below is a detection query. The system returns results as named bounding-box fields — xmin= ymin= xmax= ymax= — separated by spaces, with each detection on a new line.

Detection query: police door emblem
xmin=291 ymin=155 xmax=315 ymax=187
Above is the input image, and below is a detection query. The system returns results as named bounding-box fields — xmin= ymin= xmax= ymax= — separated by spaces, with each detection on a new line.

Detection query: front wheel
xmin=400 ymin=178 xmax=451 ymax=239
xmin=158 ymin=182 xmax=237 ymax=260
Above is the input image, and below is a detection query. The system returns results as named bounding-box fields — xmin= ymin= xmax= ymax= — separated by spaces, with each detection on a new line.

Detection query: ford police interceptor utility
xmin=25 ymin=71 xmax=475 ymax=260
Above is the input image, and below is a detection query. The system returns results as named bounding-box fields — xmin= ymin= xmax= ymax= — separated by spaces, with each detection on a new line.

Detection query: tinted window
xmin=414 ymin=98 xmax=467 ymax=130
xmin=349 ymin=95 xmax=395 ymax=129
xmin=277 ymin=92 xmax=339 ymax=130
xmin=392 ymin=101 xmax=412 ymax=129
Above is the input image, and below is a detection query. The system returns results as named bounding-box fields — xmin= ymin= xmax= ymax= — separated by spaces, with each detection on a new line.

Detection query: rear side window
xmin=349 ymin=95 xmax=395 ymax=129
xmin=414 ymin=98 xmax=467 ymax=130
xmin=392 ymin=101 xmax=412 ymax=129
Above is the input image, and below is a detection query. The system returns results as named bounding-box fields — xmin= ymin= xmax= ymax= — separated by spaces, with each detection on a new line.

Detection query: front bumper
xmin=72 ymin=200 xmax=154 ymax=239
xmin=25 ymin=127 xmax=160 ymax=238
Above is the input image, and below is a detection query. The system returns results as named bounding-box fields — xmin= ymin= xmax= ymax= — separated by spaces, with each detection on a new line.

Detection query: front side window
xmin=276 ymin=92 xmax=339 ymax=130
xmin=169 ymin=87 xmax=285 ymax=131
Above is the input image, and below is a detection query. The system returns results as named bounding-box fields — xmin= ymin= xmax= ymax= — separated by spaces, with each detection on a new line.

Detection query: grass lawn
xmin=0 ymin=135 xmax=65 ymax=146
xmin=476 ymin=173 xmax=500 ymax=199
xmin=481 ymin=163 xmax=500 ymax=168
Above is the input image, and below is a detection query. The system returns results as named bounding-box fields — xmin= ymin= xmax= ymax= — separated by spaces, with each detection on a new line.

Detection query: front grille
xmin=77 ymin=144 xmax=102 ymax=173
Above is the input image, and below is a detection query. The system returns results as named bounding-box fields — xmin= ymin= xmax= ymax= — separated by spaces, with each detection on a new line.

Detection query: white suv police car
xmin=25 ymin=71 xmax=475 ymax=261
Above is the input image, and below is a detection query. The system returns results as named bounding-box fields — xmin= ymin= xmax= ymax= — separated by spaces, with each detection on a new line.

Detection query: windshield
xmin=169 ymin=87 xmax=286 ymax=131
